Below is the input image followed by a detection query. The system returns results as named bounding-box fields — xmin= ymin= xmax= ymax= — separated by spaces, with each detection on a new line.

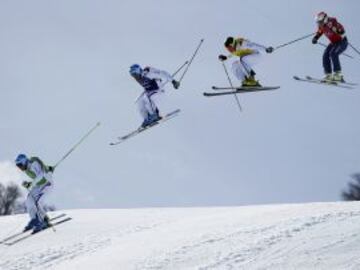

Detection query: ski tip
xmin=109 ymin=142 xmax=121 ymax=146
xmin=110 ymin=142 xmax=123 ymax=146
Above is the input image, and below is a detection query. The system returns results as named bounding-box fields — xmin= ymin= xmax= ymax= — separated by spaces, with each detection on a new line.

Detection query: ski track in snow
xmin=135 ymin=207 xmax=360 ymax=270
xmin=0 ymin=235 xmax=110 ymax=270
xmin=0 ymin=203 xmax=360 ymax=270
xmin=0 ymin=211 xmax=168 ymax=270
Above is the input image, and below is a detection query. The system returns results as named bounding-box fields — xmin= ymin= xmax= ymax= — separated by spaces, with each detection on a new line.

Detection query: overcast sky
xmin=1 ymin=0 xmax=359 ymax=209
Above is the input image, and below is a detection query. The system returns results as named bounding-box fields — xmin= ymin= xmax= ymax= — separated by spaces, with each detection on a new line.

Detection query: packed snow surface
xmin=0 ymin=202 xmax=360 ymax=270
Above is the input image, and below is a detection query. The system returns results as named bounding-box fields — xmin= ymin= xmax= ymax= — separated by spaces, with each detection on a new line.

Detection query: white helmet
xmin=315 ymin=12 xmax=328 ymax=24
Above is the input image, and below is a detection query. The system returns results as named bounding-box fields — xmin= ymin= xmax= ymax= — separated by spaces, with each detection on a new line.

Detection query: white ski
xmin=293 ymin=76 xmax=354 ymax=89
xmin=3 ymin=217 xmax=72 ymax=246
xmin=110 ymin=109 xmax=180 ymax=145
xmin=306 ymin=76 xmax=357 ymax=86
xmin=0 ymin=213 xmax=67 ymax=244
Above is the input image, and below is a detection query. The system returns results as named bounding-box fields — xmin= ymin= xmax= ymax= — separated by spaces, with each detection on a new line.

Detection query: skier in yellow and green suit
xmin=218 ymin=36 xmax=274 ymax=87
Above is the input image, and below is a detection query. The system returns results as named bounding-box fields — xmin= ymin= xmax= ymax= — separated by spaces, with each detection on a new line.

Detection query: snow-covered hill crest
xmin=0 ymin=202 xmax=360 ymax=270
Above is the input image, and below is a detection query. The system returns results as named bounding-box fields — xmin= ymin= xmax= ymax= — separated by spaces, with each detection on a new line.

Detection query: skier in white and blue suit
xmin=15 ymin=154 xmax=54 ymax=234
xmin=129 ymin=64 xmax=180 ymax=128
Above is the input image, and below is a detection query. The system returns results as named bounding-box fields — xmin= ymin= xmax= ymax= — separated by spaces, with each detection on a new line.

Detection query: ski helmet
xmin=315 ymin=12 xmax=328 ymax=24
xmin=129 ymin=64 xmax=142 ymax=76
xmin=15 ymin=153 xmax=28 ymax=170
xmin=224 ymin=37 xmax=235 ymax=47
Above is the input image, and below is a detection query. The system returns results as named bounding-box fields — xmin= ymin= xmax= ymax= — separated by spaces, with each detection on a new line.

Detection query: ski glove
xmin=266 ymin=47 xmax=274 ymax=53
xmin=312 ymin=36 xmax=318 ymax=44
xmin=172 ymin=80 xmax=180 ymax=89
xmin=22 ymin=181 xmax=31 ymax=189
xmin=218 ymin=55 xmax=227 ymax=61
xmin=48 ymin=166 xmax=55 ymax=173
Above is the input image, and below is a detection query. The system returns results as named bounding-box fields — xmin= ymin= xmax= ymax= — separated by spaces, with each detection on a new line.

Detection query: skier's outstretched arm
xmin=145 ymin=67 xmax=172 ymax=81
xmin=312 ymin=28 xmax=323 ymax=44
xmin=146 ymin=66 xmax=180 ymax=89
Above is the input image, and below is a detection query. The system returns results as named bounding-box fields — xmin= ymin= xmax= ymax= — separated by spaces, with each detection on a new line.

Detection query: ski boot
xmin=140 ymin=117 xmax=149 ymax=129
xmin=332 ymin=71 xmax=345 ymax=83
xmin=141 ymin=111 xmax=162 ymax=128
xmin=44 ymin=215 xmax=51 ymax=227
xmin=146 ymin=112 xmax=162 ymax=126
xmin=321 ymin=73 xmax=334 ymax=83
xmin=241 ymin=76 xmax=262 ymax=87
xmin=23 ymin=218 xmax=38 ymax=232
xmin=32 ymin=219 xmax=49 ymax=234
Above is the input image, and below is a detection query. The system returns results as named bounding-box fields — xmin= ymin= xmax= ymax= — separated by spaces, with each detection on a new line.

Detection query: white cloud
xmin=0 ymin=160 xmax=22 ymax=186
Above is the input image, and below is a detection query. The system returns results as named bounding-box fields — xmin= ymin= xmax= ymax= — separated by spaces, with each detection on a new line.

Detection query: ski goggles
xmin=16 ymin=162 xmax=27 ymax=171
xmin=129 ymin=65 xmax=142 ymax=76
xmin=15 ymin=157 xmax=28 ymax=170
xmin=225 ymin=38 xmax=244 ymax=48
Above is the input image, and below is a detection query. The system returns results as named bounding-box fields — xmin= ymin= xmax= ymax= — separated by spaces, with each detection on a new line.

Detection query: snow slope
xmin=0 ymin=202 xmax=360 ymax=270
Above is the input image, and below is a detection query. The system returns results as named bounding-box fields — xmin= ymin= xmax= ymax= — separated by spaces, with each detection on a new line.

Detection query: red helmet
xmin=315 ymin=12 xmax=328 ymax=24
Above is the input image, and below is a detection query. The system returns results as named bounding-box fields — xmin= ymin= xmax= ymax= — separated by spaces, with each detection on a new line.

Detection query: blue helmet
xmin=15 ymin=153 xmax=28 ymax=168
xmin=129 ymin=64 xmax=142 ymax=76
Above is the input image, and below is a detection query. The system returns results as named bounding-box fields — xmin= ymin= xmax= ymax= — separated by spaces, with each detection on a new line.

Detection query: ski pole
xmin=318 ymin=42 xmax=354 ymax=59
xmin=349 ymin=42 xmax=360 ymax=57
xmin=172 ymin=61 xmax=189 ymax=77
xmin=179 ymin=39 xmax=204 ymax=83
xmin=275 ymin=33 xmax=315 ymax=50
xmin=54 ymin=122 xmax=101 ymax=169
xmin=221 ymin=62 xmax=243 ymax=113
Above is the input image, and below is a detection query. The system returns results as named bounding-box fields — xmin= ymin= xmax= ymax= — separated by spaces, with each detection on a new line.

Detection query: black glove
xmin=266 ymin=47 xmax=274 ymax=53
xmin=332 ymin=26 xmax=345 ymax=35
xmin=48 ymin=166 xmax=55 ymax=173
xmin=218 ymin=54 xmax=227 ymax=61
xmin=172 ymin=80 xmax=180 ymax=89
xmin=22 ymin=181 xmax=31 ymax=189
xmin=312 ymin=36 xmax=318 ymax=44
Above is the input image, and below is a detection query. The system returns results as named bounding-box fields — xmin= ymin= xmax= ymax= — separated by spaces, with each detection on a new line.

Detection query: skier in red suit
xmin=312 ymin=12 xmax=348 ymax=82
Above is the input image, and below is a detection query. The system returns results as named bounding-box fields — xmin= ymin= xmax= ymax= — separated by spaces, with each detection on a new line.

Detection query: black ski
xmin=212 ymin=86 xmax=280 ymax=91
xmin=0 ymin=213 xmax=67 ymax=244
xmin=3 ymin=217 xmax=72 ymax=246
xmin=204 ymin=86 xmax=279 ymax=97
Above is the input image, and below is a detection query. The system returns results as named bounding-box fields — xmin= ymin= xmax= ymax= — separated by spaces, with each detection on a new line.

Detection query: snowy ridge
xmin=0 ymin=202 xmax=360 ymax=270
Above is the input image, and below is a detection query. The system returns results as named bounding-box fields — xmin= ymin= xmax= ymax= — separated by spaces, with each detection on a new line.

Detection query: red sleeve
xmin=315 ymin=27 xmax=323 ymax=39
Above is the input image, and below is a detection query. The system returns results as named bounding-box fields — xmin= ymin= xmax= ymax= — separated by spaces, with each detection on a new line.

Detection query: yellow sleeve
xmin=233 ymin=48 xmax=255 ymax=57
